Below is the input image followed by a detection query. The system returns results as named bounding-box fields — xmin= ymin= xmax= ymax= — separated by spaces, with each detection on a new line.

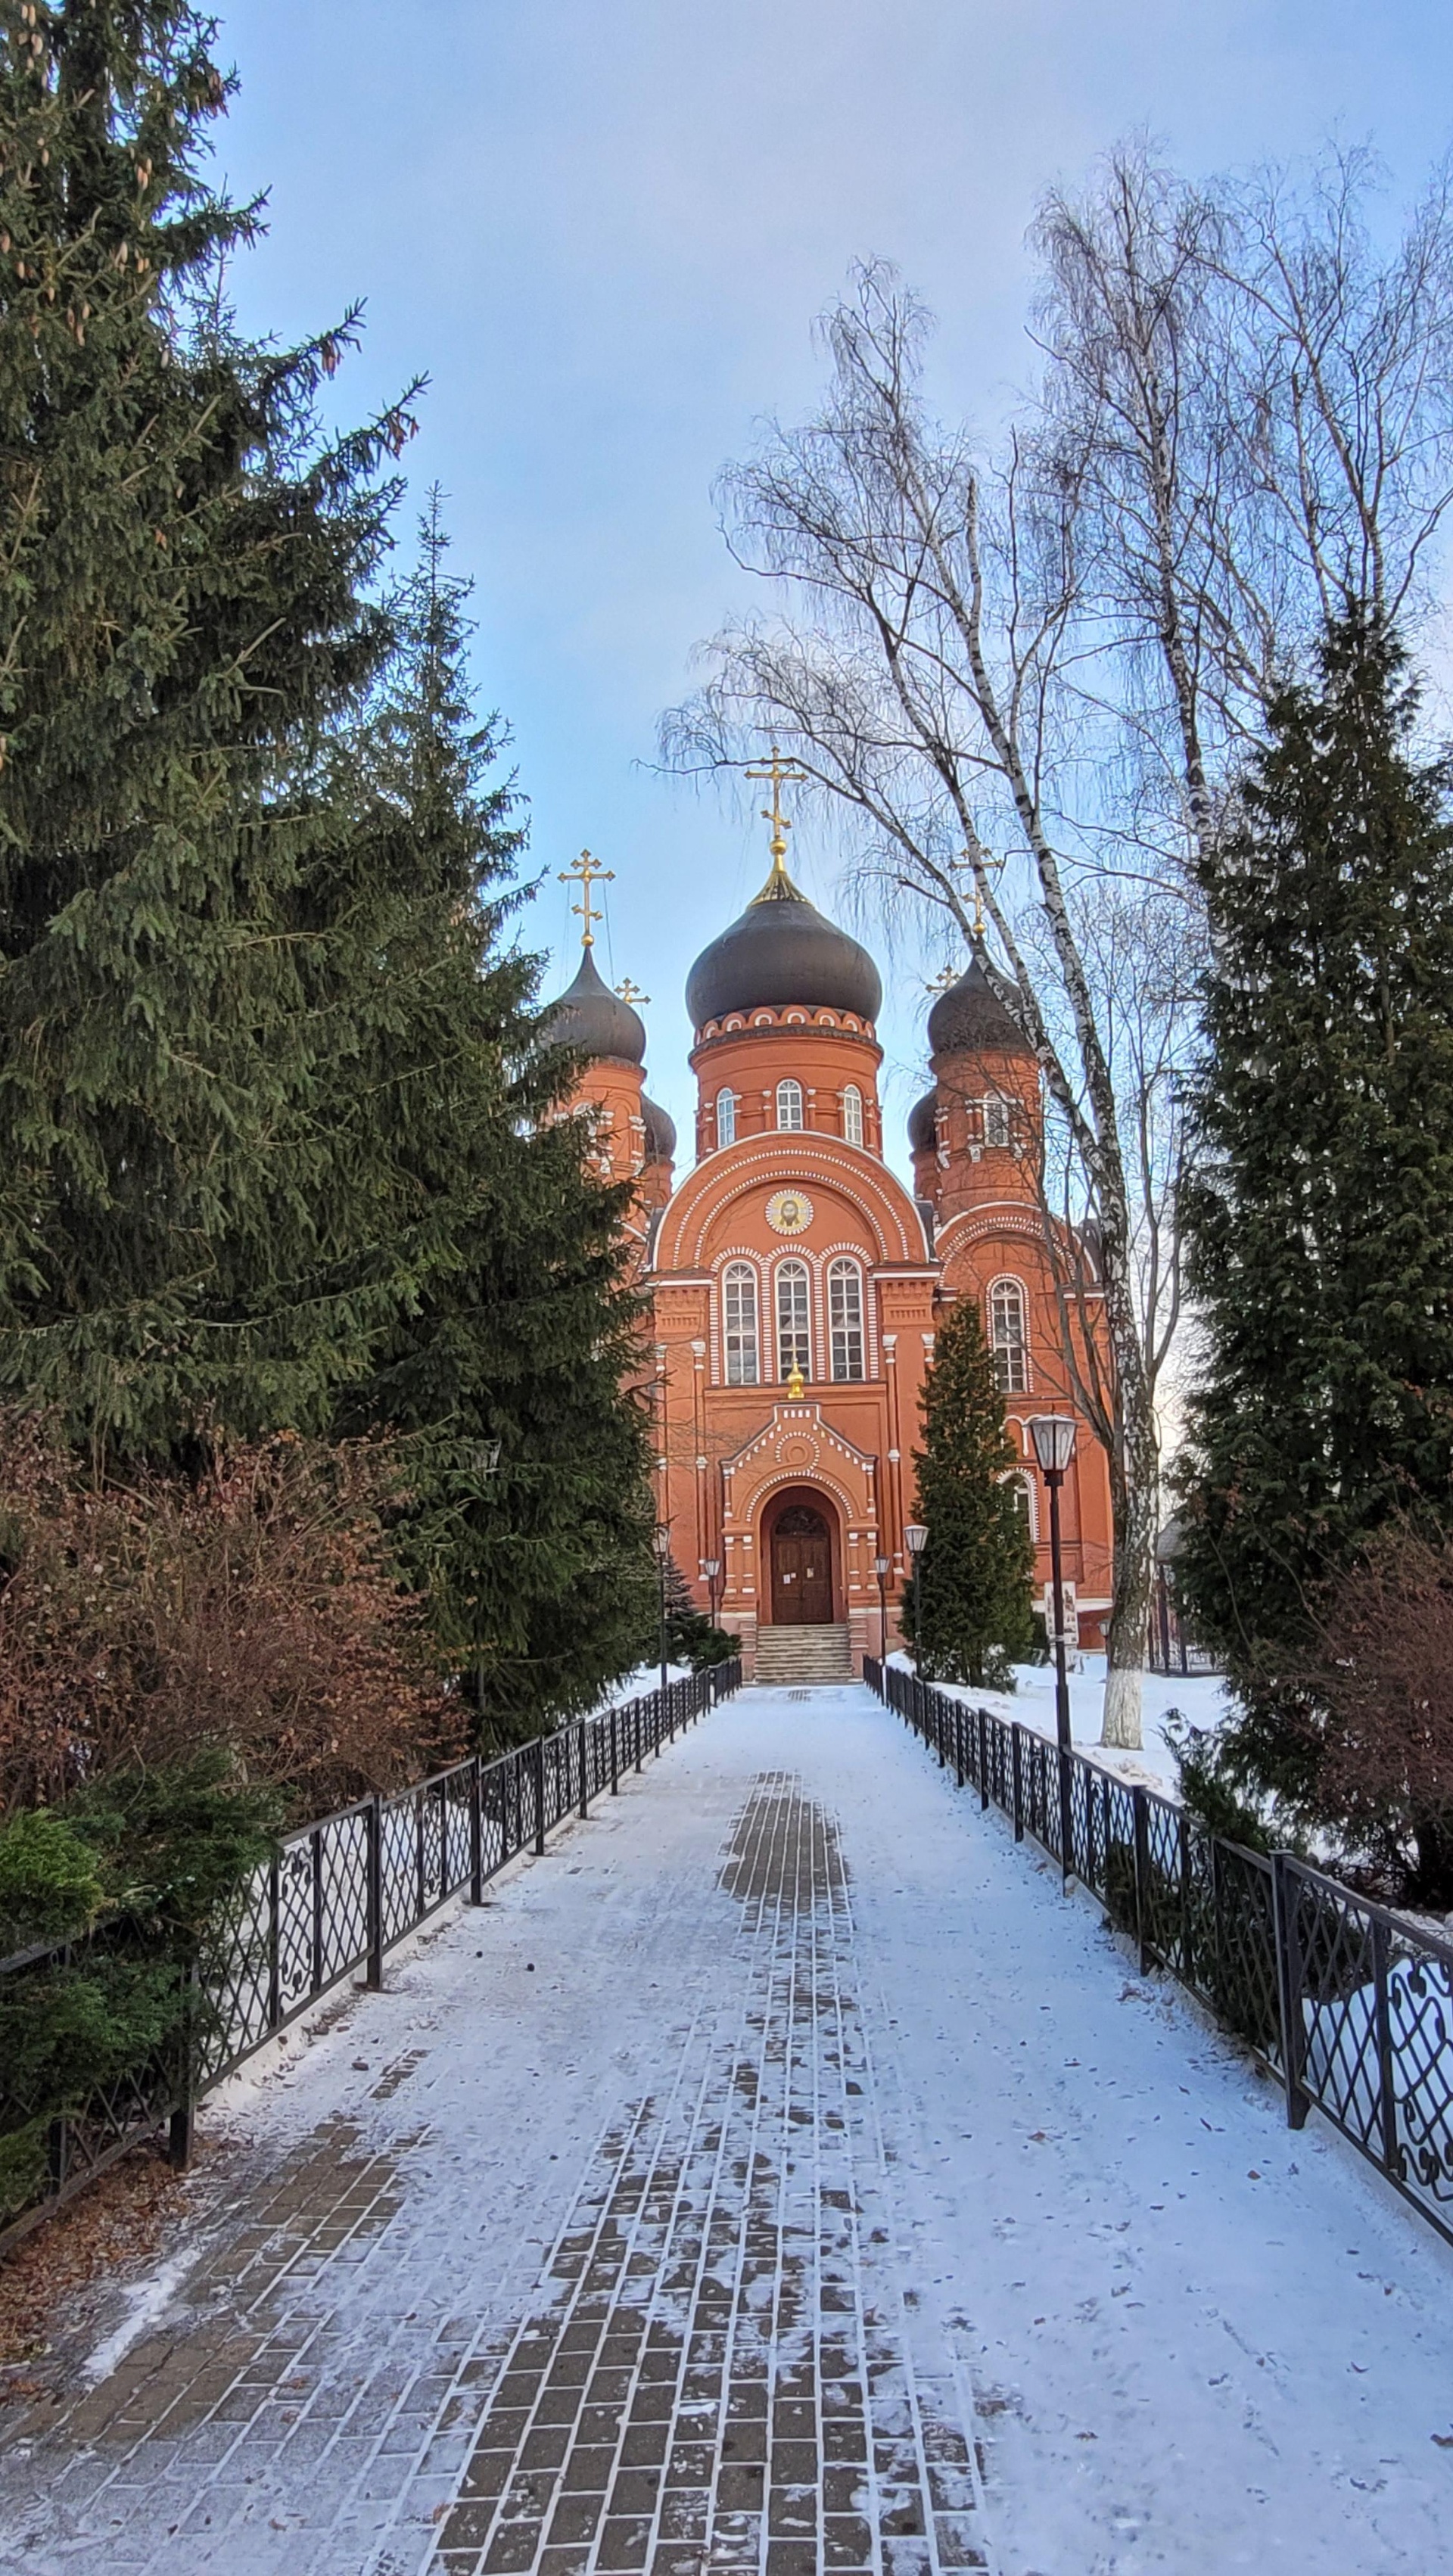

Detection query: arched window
xmin=1008 ymin=1470 xmax=1037 ymax=1540
xmin=989 ymin=1277 xmax=1028 ymax=1395
xmin=776 ymin=1260 xmax=812 ymax=1381
xmin=842 ymin=1084 xmax=863 ymax=1146
xmin=776 ymin=1077 xmax=804 ymax=1131
xmin=829 ymin=1259 xmax=865 ymax=1381
xmin=716 ymin=1087 xmax=736 ymax=1147
xmin=722 ymin=1263 xmax=758 ymax=1385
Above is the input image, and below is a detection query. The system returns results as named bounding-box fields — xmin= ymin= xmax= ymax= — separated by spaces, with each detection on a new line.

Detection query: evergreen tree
xmin=908 ymin=1297 xmax=1035 ymax=1687
xmin=1177 ymin=607 xmax=1453 ymax=1837
xmin=332 ymin=503 xmax=658 ymax=1737
xmin=0 ymin=0 xmax=417 ymax=1451
xmin=0 ymin=8 xmax=658 ymax=1728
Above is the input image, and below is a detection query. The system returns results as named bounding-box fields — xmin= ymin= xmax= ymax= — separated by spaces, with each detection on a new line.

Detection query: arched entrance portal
xmin=764 ymin=1489 xmax=839 ymax=1625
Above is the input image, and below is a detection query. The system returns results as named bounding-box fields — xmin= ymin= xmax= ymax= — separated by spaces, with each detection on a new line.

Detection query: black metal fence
xmin=0 ymin=1663 xmax=741 ymax=2254
xmin=1147 ymin=1565 xmax=1220 ymax=1675
xmin=863 ymin=1655 xmax=1453 ymax=2251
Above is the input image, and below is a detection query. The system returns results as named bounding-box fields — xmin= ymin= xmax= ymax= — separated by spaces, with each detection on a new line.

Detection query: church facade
xmin=546 ymin=834 xmax=1115 ymax=1682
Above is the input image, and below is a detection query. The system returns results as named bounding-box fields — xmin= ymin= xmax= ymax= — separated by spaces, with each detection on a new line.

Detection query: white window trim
xmin=774 ymin=1257 xmax=813 ymax=1381
xmin=827 ymin=1256 xmax=866 ymax=1382
xmin=988 ymin=1274 xmax=1030 ymax=1396
xmin=776 ymin=1076 xmax=804 ymax=1131
xmin=722 ymin=1260 xmax=760 ymax=1386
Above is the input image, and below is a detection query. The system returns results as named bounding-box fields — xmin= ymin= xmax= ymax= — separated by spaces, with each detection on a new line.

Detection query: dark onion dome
xmin=927 ymin=944 xmax=1031 ymax=1059
xmin=642 ymin=1094 xmax=677 ymax=1162
xmin=685 ymin=858 xmax=882 ymax=1028
xmin=907 ymin=1090 xmax=939 ymax=1155
xmin=540 ymin=943 xmax=646 ymax=1066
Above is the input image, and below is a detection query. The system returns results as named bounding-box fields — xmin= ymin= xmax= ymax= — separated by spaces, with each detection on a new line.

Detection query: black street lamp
xmin=468 ymin=1439 xmax=502 ymax=1721
xmin=702 ymin=1557 xmax=722 ymax=1626
xmin=901 ymin=1521 xmax=927 ymax=1667
xmin=1028 ymin=1414 xmax=1078 ymax=1885
xmin=652 ymin=1523 xmax=673 ymax=1696
xmin=873 ymin=1555 xmax=890 ymax=1662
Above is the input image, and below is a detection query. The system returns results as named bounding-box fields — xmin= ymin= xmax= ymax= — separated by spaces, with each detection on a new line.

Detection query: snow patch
xmin=80 ymin=2246 xmax=203 ymax=2387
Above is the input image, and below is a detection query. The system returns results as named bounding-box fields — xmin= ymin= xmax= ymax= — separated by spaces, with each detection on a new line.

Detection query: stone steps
xmin=754 ymin=1623 xmax=854 ymax=1685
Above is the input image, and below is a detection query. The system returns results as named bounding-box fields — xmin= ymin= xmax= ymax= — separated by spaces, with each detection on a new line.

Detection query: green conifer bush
xmin=906 ymin=1298 xmax=1035 ymax=1688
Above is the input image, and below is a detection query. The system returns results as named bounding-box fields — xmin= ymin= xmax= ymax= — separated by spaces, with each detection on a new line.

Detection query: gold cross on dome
xmin=559 ymin=848 xmax=614 ymax=947
xmin=926 ymin=965 xmax=958 ymax=993
xmin=745 ymin=745 xmax=808 ymax=876
xmin=954 ymin=846 xmax=1005 ymax=941
xmin=615 ymin=976 xmax=650 ymax=1006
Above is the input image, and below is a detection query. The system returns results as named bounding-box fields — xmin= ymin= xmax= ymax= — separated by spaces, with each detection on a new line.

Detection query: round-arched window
xmin=842 ymin=1084 xmax=863 ymax=1146
xmin=776 ymin=1077 xmax=804 ymax=1131
xmin=716 ymin=1087 xmax=736 ymax=1147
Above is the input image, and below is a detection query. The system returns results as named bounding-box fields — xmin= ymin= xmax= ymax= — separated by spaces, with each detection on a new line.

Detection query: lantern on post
xmin=652 ymin=1523 xmax=674 ymax=1697
xmin=1028 ymin=1415 xmax=1078 ymax=1884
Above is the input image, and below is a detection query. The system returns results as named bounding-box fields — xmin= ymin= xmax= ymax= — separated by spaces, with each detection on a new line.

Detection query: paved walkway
xmin=4 ymin=1687 xmax=1453 ymax=2574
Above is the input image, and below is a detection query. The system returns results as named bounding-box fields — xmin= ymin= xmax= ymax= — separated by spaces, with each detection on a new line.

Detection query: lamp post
xmin=901 ymin=1522 xmax=927 ymax=1671
xmin=652 ymin=1523 xmax=673 ymax=1697
xmin=1028 ymin=1414 xmax=1078 ymax=1886
xmin=468 ymin=1439 xmax=502 ymax=1722
xmin=873 ymin=1556 xmax=890 ymax=1662
xmin=702 ymin=1557 xmax=722 ymax=1627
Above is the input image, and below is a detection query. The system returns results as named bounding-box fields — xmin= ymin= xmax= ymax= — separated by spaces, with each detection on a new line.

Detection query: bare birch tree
xmin=663 ymin=145 xmax=1453 ymax=1750
xmin=662 ymin=270 xmax=1174 ymax=1744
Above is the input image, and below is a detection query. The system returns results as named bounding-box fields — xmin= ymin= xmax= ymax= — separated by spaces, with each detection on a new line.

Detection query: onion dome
xmin=927 ymin=945 xmax=1031 ymax=1059
xmin=541 ymin=944 xmax=646 ymax=1066
xmin=907 ymin=1090 xmax=939 ymax=1155
xmin=686 ymin=858 xmax=882 ymax=1028
xmin=642 ymin=1095 xmax=677 ymax=1162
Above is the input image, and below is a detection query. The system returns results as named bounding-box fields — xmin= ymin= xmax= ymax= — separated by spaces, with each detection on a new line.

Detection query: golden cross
xmin=954 ymin=847 xmax=1005 ymax=941
xmin=926 ymin=965 xmax=958 ymax=993
xmin=558 ymin=848 xmax=614 ymax=947
xmin=745 ymin=745 xmax=808 ymax=873
xmin=615 ymin=976 xmax=650 ymax=1006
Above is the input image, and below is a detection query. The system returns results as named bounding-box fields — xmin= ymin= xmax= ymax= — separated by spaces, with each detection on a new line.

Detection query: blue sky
xmin=215 ymin=0 xmax=1453 ymax=1168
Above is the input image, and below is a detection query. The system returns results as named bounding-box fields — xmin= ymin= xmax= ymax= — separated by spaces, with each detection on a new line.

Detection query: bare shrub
xmin=1304 ymin=1522 xmax=1453 ymax=1904
xmin=0 ymin=1416 xmax=462 ymax=1820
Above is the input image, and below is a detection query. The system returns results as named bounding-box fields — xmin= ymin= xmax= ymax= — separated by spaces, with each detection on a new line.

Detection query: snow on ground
xmin=594 ymin=1658 xmax=697 ymax=1706
xmin=889 ymin=1649 xmax=1232 ymax=1797
xmin=5 ymin=1684 xmax=1451 ymax=2576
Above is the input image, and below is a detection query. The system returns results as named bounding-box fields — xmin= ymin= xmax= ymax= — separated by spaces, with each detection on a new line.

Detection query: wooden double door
xmin=770 ymin=1503 xmax=834 ymax=1625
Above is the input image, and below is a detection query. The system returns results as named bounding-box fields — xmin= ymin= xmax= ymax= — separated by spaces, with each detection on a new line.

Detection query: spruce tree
xmin=909 ymin=1296 xmax=1035 ymax=1688
xmin=0 ymin=0 xmax=415 ymax=1451
xmin=1178 ymin=607 xmax=1453 ymax=1828
xmin=332 ymin=505 xmax=658 ymax=1737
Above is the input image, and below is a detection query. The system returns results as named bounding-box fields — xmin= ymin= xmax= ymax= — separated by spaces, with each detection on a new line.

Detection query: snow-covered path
xmin=4 ymin=1685 xmax=1453 ymax=2576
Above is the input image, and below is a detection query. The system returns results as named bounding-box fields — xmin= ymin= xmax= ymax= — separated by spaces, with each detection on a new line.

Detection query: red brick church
xmin=545 ymin=814 xmax=1113 ymax=1682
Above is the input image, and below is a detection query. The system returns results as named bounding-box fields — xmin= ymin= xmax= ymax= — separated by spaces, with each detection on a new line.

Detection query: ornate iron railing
xmin=0 ymin=1662 xmax=742 ymax=2254
xmin=863 ymin=1655 xmax=1453 ymax=2250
